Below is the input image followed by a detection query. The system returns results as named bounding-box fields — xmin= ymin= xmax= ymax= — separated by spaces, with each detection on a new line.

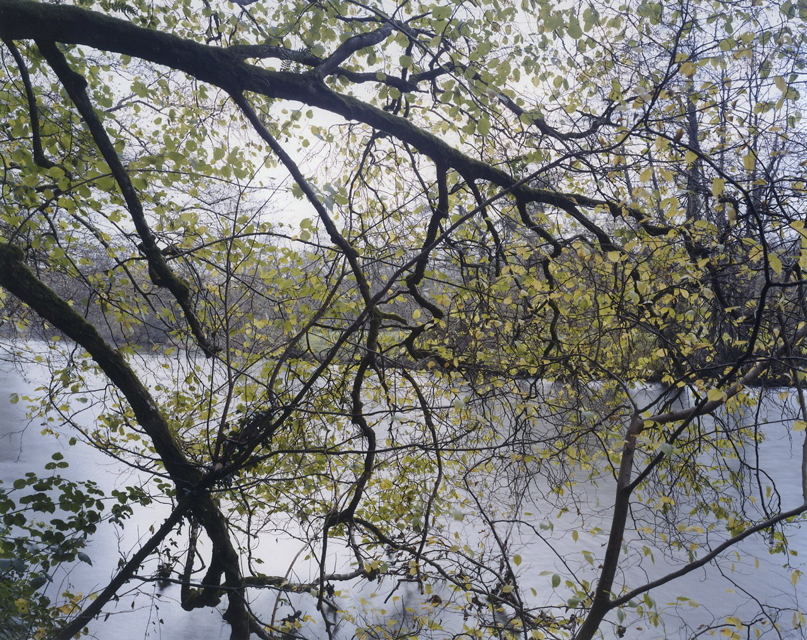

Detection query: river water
xmin=1 ymin=354 xmax=805 ymax=640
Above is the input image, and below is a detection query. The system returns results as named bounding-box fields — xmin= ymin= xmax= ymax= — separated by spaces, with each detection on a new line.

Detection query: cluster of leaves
xmin=0 ymin=455 xmax=104 ymax=640
xmin=0 ymin=0 xmax=806 ymax=639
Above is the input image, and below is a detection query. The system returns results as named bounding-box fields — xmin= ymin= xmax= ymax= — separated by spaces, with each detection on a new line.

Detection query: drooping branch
xmin=180 ymin=518 xmax=228 ymax=611
xmin=2 ymin=38 xmax=56 ymax=169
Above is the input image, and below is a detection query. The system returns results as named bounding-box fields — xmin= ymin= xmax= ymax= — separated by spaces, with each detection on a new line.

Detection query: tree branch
xmin=53 ymin=493 xmax=195 ymax=640
xmin=0 ymin=243 xmax=250 ymax=639
xmin=314 ymin=23 xmax=392 ymax=77
xmin=36 ymin=39 xmax=220 ymax=357
xmin=0 ymin=242 xmax=195 ymax=483
xmin=0 ymin=0 xmax=632 ymax=250
xmin=2 ymin=38 xmax=56 ymax=169
xmin=229 ymin=90 xmax=373 ymax=306
xmin=574 ymin=319 xmax=807 ymax=640
xmin=610 ymin=501 xmax=807 ymax=609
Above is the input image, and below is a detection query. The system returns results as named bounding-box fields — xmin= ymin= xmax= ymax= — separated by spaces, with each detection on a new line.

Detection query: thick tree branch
xmin=0 ymin=243 xmax=195 ymax=483
xmin=0 ymin=0 xmax=635 ymax=251
xmin=0 ymin=243 xmax=249 ymax=639
xmin=228 ymin=43 xmax=322 ymax=65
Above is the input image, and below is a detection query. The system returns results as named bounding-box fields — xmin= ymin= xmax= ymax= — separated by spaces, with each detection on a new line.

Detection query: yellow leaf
xmin=726 ymin=203 xmax=736 ymax=225
xmin=607 ymin=251 xmax=621 ymax=262
xmin=742 ymin=153 xmax=756 ymax=172
xmin=712 ymin=178 xmax=726 ymax=198
xmin=685 ymin=150 xmax=698 ymax=165
xmin=639 ymin=167 xmax=654 ymax=182
xmin=769 ymin=254 xmax=782 ymax=275
xmin=707 ymin=388 xmax=725 ymax=402
xmin=513 ymin=554 xmax=522 ymax=566
xmin=793 ymin=420 xmax=806 ymax=432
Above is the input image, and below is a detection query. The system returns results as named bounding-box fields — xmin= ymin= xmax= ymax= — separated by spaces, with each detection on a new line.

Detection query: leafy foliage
xmin=0 ymin=456 xmax=104 ymax=640
xmin=0 ymin=0 xmax=806 ymax=639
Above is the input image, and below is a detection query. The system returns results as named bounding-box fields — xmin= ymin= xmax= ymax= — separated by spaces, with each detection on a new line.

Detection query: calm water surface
xmin=1 ymin=356 xmax=805 ymax=640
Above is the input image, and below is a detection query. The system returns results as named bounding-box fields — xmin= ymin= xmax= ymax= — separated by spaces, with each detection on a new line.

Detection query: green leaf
xmin=567 ymin=16 xmax=583 ymax=39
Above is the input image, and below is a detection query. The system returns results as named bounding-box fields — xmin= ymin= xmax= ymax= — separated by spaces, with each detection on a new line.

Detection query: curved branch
xmin=0 ymin=243 xmax=250 ymax=638
xmin=0 ymin=242 xmax=195 ymax=482
xmin=2 ymin=38 xmax=56 ymax=169
xmin=0 ymin=0 xmax=632 ymax=249
xmin=36 ymin=39 xmax=220 ymax=357
xmin=314 ymin=23 xmax=392 ymax=77
xmin=405 ymin=162 xmax=448 ymax=319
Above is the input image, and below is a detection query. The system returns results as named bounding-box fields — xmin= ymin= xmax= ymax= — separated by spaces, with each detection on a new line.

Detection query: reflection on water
xmin=1 ymin=355 xmax=805 ymax=640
